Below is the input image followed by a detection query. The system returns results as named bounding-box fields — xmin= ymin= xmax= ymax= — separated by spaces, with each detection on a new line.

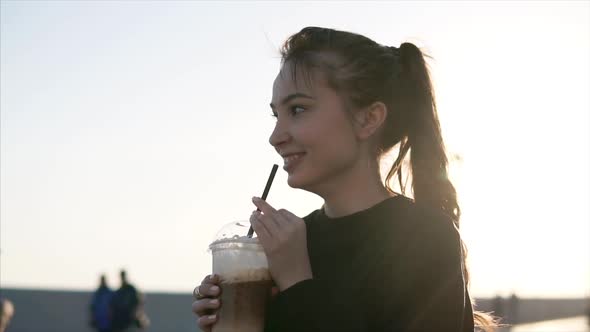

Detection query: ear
xmin=353 ymin=101 xmax=388 ymax=140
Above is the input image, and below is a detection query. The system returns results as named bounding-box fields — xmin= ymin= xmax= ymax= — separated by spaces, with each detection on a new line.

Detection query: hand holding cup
xmin=192 ymin=274 xmax=222 ymax=332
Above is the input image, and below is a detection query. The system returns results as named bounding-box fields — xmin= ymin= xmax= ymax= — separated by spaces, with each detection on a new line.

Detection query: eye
xmin=270 ymin=105 xmax=307 ymax=119
xmin=290 ymin=105 xmax=306 ymax=116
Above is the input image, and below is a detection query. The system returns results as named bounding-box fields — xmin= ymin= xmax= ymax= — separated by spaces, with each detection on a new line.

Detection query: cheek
xmin=309 ymin=122 xmax=358 ymax=163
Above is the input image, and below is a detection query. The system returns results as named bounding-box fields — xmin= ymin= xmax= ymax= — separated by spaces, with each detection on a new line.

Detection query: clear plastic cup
xmin=209 ymin=221 xmax=272 ymax=332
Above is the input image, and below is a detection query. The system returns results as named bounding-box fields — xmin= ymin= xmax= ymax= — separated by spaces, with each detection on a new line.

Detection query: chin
xmin=286 ymin=169 xmax=318 ymax=192
xmin=286 ymin=173 xmax=304 ymax=189
xmin=286 ymin=169 xmax=311 ymax=189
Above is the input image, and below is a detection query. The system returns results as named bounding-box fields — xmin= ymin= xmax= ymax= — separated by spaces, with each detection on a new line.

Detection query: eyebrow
xmin=269 ymin=93 xmax=314 ymax=109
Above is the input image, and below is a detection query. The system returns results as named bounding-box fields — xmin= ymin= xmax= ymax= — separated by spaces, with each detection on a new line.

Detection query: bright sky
xmin=1 ymin=1 xmax=588 ymax=298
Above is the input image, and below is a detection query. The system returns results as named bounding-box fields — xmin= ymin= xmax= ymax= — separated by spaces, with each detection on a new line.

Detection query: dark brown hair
xmin=279 ymin=26 xmax=496 ymax=331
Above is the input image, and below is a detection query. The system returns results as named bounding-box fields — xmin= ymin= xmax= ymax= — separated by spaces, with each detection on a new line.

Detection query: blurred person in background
xmin=89 ymin=274 xmax=114 ymax=332
xmin=111 ymin=269 xmax=149 ymax=332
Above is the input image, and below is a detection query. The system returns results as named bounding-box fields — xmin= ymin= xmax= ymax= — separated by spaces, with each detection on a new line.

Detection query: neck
xmin=311 ymin=159 xmax=394 ymax=218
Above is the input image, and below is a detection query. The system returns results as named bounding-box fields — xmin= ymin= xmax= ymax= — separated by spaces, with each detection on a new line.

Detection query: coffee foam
xmin=210 ymin=236 xmax=271 ymax=283
xmin=210 ymin=235 xmax=261 ymax=246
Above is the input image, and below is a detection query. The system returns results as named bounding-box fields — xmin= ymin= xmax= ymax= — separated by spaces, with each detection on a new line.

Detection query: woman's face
xmin=269 ymin=62 xmax=361 ymax=193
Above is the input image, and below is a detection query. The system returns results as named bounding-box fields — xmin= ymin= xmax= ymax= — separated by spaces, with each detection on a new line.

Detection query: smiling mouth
xmin=283 ymin=153 xmax=306 ymax=170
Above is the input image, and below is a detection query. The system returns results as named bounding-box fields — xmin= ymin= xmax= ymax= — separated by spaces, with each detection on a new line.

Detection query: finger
xmin=201 ymin=273 xmax=221 ymax=285
xmin=252 ymin=198 xmax=291 ymax=237
xmin=257 ymin=210 xmax=283 ymax=236
xmin=193 ymin=284 xmax=220 ymax=300
xmin=193 ymin=281 xmax=221 ymax=300
xmin=252 ymin=197 xmax=278 ymax=217
xmin=250 ymin=211 xmax=270 ymax=241
xmin=197 ymin=313 xmax=218 ymax=330
xmin=192 ymin=298 xmax=221 ymax=316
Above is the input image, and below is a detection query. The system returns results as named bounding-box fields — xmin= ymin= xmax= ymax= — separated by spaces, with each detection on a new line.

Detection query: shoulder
xmin=381 ymin=197 xmax=462 ymax=263
xmin=100 ymin=287 xmax=113 ymax=294
xmin=118 ymin=284 xmax=137 ymax=294
xmin=393 ymin=196 xmax=459 ymax=240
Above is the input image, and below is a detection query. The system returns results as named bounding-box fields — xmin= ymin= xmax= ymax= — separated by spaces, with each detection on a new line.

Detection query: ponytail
xmin=395 ymin=42 xmax=458 ymax=223
xmin=387 ymin=42 xmax=498 ymax=332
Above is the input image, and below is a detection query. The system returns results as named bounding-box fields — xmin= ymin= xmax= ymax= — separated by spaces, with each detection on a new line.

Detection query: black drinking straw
xmin=247 ymin=164 xmax=279 ymax=238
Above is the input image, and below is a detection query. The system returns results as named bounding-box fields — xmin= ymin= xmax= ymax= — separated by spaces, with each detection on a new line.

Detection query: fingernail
xmin=208 ymin=314 xmax=216 ymax=320
xmin=211 ymin=299 xmax=219 ymax=305
xmin=211 ymin=286 xmax=219 ymax=292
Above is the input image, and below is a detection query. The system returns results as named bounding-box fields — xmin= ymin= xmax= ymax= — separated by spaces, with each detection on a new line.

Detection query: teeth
xmin=283 ymin=153 xmax=303 ymax=164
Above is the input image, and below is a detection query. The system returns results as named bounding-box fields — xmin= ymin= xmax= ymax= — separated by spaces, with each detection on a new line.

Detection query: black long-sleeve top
xmin=264 ymin=195 xmax=474 ymax=332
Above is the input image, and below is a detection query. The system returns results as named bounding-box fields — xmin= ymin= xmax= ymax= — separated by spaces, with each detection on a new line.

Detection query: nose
xmin=269 ymin=118 xmax=290 ymax=150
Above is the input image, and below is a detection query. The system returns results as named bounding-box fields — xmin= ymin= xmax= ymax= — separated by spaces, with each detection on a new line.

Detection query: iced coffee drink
xmin=209 ymin=233 xmax=272 ymax=332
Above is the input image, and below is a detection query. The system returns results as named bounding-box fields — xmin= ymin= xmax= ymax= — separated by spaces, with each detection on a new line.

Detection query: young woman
xmin=192 ymin=26 xmax=495 ymax=332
